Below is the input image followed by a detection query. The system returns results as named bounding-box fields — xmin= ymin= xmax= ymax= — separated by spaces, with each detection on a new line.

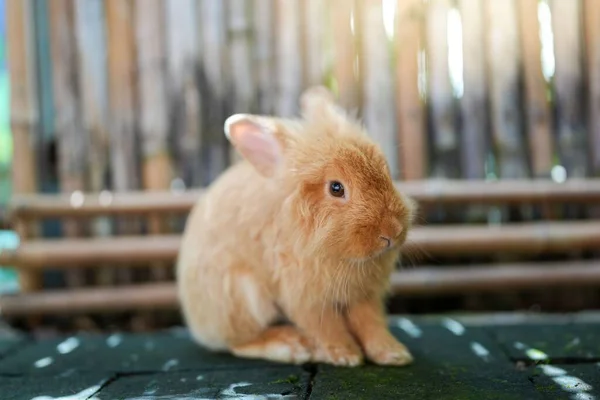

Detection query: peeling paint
xmin=34 ymin=357 xmax=54 ymax=368
xmin=30 ymin=385 xmax=101 ymax=400
xmin=57 ymin=337 xmax=80 ymax=355
xmin=107 ymin=334 xmax=123 ymax=348
xmin=470 ymin=341 xmax=490 ymax=361
xmin=442 ymin=318 xmax=465 ymax=336
xmin=396 ymin=318 xmax=422 ymax=338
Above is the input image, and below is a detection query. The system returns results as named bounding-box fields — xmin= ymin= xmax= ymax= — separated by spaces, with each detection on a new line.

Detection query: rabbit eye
xmin=329 ymin=181 xmax=345 ymax=198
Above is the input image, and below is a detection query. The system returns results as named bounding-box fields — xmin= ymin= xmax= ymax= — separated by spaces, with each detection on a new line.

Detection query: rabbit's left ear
xmin=224 ymin=114 xmax=285 ymax=178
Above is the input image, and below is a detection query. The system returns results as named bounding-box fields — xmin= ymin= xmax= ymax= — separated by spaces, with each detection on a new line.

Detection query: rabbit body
xmin=177 ymin=87 xmax=415 ymax=366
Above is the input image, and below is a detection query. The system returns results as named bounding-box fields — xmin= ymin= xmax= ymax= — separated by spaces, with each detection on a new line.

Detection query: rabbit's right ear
xmin=300 ymin=86 xmax=348 ymax=125
xmin=224 ymin=114 xmax=284 ymax=178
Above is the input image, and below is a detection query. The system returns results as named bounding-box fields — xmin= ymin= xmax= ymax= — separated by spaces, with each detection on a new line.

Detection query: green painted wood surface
xmin=0 ymin=314 xmax=598 ymax=399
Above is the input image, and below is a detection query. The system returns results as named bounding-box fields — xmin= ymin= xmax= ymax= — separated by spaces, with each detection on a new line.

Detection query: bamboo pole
xmin=135 ymin=0 xmax=173 ymax=282
xmin=253 ymin=0 xmax=275 ymax=115
xmin=396 ymin=0 xmax=426 ymax=180
xmin=458 ymin=0 xmax=487 ymax=180
xmin=49 ymin=0 xmax=88 ymax=289
xmin=360 ymin=0 xmax=398 ymax=178
xmin=3 ymin=260 xmax=600 ymax=315
xmin=106 ymin=0 xmax=139 ymax=193
xmin=106 ymin=0 xmax=139 ymax=285
xmin=584 ymin=0 xmax=600 ymax=177
xmin=7 ymin=0 xmax=41 ymax=292
xmin=274 ymin=0 xmax=303 ymax=117
xmin=517 ymin=0 xmax=553 ymax=178
xmin=330 ymin=0 xmax=360 ymax=111
xmin=74 ymin=0 xmax=115 ymax=287
xmin=550 ymin=0 xmax=587 ymax=178
xmin=199 ymin=0 xmax=229 ymax=181
xmin=75 ymin=0 xmax=109 ymax=197
xmin=227 ymin=0 xmax=256 ymax=124
xmin=166 ymin=0 xmax=202 ymax=187
xmin=485 ymin=0 xmax=528 ymax=179
xmin=427 ymin=0 xmax=459 ymax=179
xmin=303 ymin=0 xmax=326 ymax=87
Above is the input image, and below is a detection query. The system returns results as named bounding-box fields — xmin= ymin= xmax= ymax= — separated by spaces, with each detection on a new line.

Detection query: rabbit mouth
xmin=347 ymin=246 xmax=395 ymax=264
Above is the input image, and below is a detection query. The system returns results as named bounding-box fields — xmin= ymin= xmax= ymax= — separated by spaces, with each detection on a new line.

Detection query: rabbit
xmin=177 ymin=86 xmax=416 ymax=367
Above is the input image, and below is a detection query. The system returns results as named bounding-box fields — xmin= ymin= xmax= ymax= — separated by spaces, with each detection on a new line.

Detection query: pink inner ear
xmin=229 ymin=120 xmax=283 ymax=177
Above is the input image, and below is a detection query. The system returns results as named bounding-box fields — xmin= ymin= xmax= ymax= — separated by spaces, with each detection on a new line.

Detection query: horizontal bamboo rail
xmin=9 ymin=179 xmax=600 ymax=219
xmin=1 ymin=221 xmax=599 ymax=268
xmin=2 ymin=260 xmax=600 ymax=315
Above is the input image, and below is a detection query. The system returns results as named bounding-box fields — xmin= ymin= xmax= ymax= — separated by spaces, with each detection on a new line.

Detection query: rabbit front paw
xmin=313 ymin=341 xmax=364 ymax=367
xmin=363 ymin=336 xmax=413 ymax=366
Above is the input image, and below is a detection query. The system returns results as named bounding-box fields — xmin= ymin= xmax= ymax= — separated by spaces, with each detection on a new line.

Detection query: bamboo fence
xmin=4 ymin=0 xmax=600 ymax=320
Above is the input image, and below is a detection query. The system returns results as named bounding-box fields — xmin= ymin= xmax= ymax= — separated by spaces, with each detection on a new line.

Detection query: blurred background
xmin=0 ymin=0 xmax=599 ymax=333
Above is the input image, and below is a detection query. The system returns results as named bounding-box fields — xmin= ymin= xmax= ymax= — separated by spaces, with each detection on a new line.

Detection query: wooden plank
xmin=486 ymin=0 xmax=528 ymax=178
xmin=274 ymin=0 xmax=303 ymax=117
xmin=550 ymin=0 xmax=587 ymax=178
xmin=427 ymin=0 xmax=459 ymax=179
xmin=253 ymin=0 xmax=275 ymax=115
xmin=166 ymin=0 xmax=202 ymax=187
xmin=517 ymin=0 xmax=553 ymax=178
xmin=391 ymin=261 xmax=600 ymax=295
xmin=585 ymin=0 xmax=600 ymax=176
xmin=10 ymin=179 xmax=600 ymax=218
xmin=3 ymin=261 xmax=600 ymax=314
xmin=330 ymin=0 xmax=360 ymax=111
xmin=7 ymin=0 xmax=41 ymax=292
xmin=48 ymin=0 xmax=88 ymax=288
xmin=360 ymin=0 xmax=398 ymax=178
xmin=396 ymin=0 xmax=426 ymax=180
xmin=3 ymin=221 xmax=600 ymax=268
xmin=106 ymin=0 xmax=139 ymax=192
xmin=458 ymin=0 xmax=487 ymax=179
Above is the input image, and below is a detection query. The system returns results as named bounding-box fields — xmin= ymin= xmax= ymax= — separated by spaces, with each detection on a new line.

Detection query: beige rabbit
xmin=177 ymin=87 xmax=416 ymax=367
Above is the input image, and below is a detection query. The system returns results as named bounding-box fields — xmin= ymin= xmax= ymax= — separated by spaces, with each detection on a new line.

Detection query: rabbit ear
xmin=300 ymin=86 xmax=347 ymax=123
xmin=224 ymin=114 xmax=284 ymax=177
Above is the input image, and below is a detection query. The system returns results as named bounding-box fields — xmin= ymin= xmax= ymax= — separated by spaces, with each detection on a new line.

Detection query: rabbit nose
xmin=379 ymin=236 xmax=392 ymax=248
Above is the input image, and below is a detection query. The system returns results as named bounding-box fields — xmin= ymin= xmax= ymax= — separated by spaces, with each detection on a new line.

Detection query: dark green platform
xmin=1 ymin=313 xmax=599 ymax=399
